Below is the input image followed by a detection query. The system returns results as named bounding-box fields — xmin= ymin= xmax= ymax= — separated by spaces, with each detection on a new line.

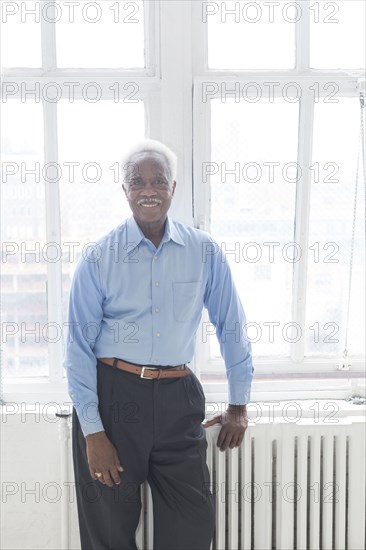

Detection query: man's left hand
xmin=203 ymin=405 xmax=248 ymax=451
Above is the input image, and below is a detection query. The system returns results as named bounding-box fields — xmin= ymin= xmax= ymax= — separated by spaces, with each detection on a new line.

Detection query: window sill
xmin=3 ymin=372 xmax=363 ymax=410
xmin=203 ymin=357 xmax=366 ymax=375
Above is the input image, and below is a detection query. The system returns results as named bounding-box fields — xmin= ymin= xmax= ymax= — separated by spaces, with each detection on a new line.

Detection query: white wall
xmin=1 ymin=408 xmax=80 ymax=550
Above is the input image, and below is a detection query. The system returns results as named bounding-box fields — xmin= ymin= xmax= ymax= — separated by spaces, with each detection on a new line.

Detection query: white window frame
xmin=1 ymin=0 xmax=365 ymax=405
xmin=190 ymin=0 xmax=365 ymax=400
xmin=2 ymin=0 xmax=196 ymax=403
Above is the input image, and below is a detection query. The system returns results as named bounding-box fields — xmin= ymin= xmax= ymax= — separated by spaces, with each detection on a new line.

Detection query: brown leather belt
xmin=97 ymin=357 xmax=190 ymax=379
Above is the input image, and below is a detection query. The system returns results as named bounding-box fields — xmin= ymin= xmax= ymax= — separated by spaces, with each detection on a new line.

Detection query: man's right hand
xmin=85 ymin=431 xmax=124 ymax=487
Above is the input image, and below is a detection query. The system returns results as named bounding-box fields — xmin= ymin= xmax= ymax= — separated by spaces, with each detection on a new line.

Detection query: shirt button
xmin=155 ymin=307 xmax=160 ymax=313
xmin=154 ymin=256 xmax=158 ymax=260
xmin=153 ymin=359 xmax=158 ymax=363
xmin=155 ymin=281 xmax=159 ymax=286
xmin=156 ymin=332 xmax=160 ymax=337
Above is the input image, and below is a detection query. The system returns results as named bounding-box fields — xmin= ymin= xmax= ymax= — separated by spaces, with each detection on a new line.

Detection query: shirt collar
xmin=165 ymin=216 xmax=185 ymax=247
xmin=126 ymin=215 xmax=185 ymax=253
xmin=126 ymin=215 xmax=145 ymax=250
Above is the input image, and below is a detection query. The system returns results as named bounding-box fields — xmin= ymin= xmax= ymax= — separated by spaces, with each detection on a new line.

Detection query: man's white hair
xmin=121 ymin=139 xmax=178 ymax=184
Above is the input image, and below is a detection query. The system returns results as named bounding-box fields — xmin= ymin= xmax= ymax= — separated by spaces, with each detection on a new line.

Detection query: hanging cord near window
xmin=341 ymin=91 xmax=366 ymax=368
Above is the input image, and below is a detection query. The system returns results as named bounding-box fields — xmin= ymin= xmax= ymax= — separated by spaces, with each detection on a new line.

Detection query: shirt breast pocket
xmin=172 ymin=281 xmax=202 ymax=323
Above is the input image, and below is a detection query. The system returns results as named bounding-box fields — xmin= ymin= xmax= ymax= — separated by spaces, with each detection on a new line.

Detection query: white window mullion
xmin=291 ymin=1 xmax=313 ymax=364
xmin=192 ymin=81 xmax=211 ymax=231
xmin=41 ymin=1 xmax=57 ymax=71
xmin=295 ymin=0 xmax=310 ymax=72
xmin=42 ymin=100 xmax=63 ymax=382
xmin=191 ymin=0 xmax=208 ymax=75
xmin=144 ymin=0 xmax=159 ymax=76
xmin=291 ymin=91 xmax=314 ymax=364
xmin=192 ymin=0 xmax=210 ymax=230
xmin=145 ymin=0 xmax=161 ymax=137
xmin=41 ymin=2 xmax=63 ymax=381
xmin=159 ymin=0 xmax=194 ymax=226
xmin=146 ymin=92 xmax=162 ymax=138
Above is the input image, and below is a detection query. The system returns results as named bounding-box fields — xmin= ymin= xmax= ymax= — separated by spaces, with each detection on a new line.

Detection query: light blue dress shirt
xmin=63 ymin=215 xmax=254 ymax=437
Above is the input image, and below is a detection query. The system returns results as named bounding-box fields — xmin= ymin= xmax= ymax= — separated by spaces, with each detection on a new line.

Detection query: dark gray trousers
xmin=72 ymin=359 xmax=216 ymax=550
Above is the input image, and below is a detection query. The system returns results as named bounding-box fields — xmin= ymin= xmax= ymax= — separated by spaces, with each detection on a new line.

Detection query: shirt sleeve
xmin=203 ymin=237 xmax=254 ymax=405
xmin=63 ymin=252 xmax=105 ymax=437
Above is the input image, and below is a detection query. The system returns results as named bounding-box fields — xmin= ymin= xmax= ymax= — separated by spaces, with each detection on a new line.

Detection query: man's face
xmin=122 ymin=152 xmax=176 ymax=226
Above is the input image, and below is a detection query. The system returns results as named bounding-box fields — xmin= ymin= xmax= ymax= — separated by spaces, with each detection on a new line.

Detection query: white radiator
xmin=135 ymin=420 xmax=366 ymax=550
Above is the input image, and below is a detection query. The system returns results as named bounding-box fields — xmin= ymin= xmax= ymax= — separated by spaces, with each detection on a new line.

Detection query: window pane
xmin=208 ymin=98 xmax=299 ymax=359
xmin=1 ymin=101 xmax=47 ymax=377
xmin=58 ymin=100 xmax=145 ymax=335
xmin=0 ymin=1 xmax=42 ymax=67
xmin=56 ymin=0 xmax=145 ymax=68
xmin=306 ymin=98 xmax=365 ymax=357
xmin=207 ymin=0 xmax=295 ymax=69
xmin=310 ymin=0 xmax=365 ymax=69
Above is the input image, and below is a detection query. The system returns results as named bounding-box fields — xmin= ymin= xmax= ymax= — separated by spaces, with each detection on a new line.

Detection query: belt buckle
xmin=140 ymin=366 xmax=158 ymax=379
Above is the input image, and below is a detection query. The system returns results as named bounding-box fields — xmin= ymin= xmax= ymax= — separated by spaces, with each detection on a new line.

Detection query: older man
xmin=64 ymin=139 xmax=254 ymax=550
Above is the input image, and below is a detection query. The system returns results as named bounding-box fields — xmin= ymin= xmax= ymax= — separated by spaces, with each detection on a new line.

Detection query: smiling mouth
xmin=138 ymin=200 xmax=162 ymax=208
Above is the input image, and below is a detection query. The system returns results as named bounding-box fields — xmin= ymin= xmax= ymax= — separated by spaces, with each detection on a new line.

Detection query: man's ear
xmin=122 ymin=183 xmax=127 ymax=197
xmin=172 ymin=180 xmax=176 ymax=196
